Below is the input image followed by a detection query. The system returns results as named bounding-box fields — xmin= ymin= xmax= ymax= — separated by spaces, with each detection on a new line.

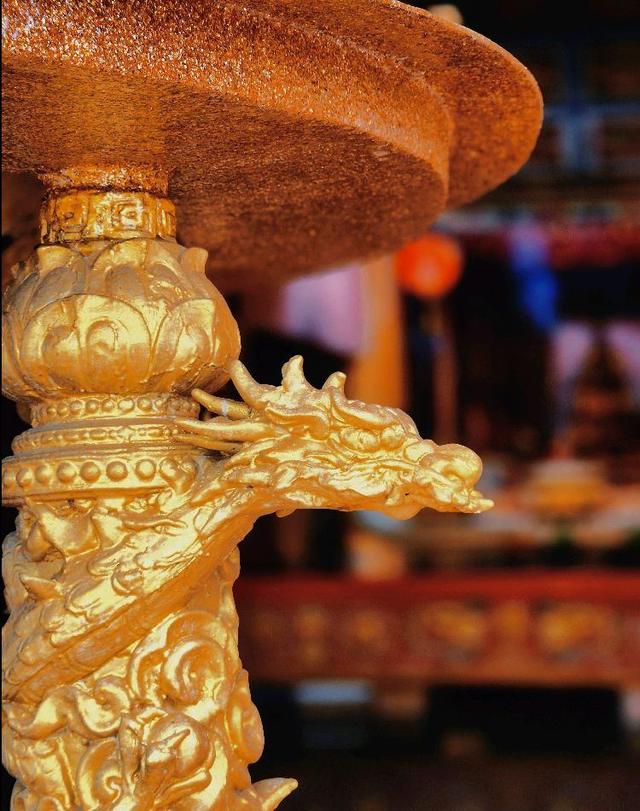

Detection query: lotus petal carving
xmin=2 ymin=239 xmax=240 ymax=401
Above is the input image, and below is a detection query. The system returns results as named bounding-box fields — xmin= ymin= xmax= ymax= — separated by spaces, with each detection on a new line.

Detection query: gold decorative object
xmin=521 ymin=460 xmax=610 ymax=518
xmin=536 ymin=604 xmax=616 ymax=660
xmin=2 ymin=1 xmax=542 ymax=807
xmin=2 ymin=187 xmax=491 ymax=810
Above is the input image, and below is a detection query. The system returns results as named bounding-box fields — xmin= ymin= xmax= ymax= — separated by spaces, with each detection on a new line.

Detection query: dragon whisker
xmin=174 ymin=434 xmax=244 ymax=454
xmin=191 ymin=389 xmax=250 ymax=420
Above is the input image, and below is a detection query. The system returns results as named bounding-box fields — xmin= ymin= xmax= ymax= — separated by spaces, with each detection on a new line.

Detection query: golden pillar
xmin=2 ymin=2 xmax=542 ymax=808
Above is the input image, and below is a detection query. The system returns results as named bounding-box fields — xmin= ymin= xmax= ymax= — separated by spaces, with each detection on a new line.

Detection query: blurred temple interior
xmin=2 ymin=1 xmax=640 ymax=809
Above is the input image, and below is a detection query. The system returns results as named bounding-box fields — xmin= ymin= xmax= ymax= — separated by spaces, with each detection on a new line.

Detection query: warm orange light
xmin=395 ymin=233 xmax=463 ymax=299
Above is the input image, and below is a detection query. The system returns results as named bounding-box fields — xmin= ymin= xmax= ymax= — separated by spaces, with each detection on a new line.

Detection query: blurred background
xmin=2 ymin=1 xmax=640 ymax=808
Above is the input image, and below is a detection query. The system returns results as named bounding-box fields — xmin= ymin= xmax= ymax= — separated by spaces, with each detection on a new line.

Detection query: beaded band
xmin=29 ymin=394 xmax=199 ymax=427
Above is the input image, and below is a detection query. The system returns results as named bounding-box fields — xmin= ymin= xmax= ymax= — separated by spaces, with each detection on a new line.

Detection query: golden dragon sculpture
xmin=2 ymin=187 xmax=491 ymax=810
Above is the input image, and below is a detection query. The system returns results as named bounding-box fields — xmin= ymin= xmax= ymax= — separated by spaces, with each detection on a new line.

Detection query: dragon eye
xmin=381 ymin=425 xmax=404 ymax=449
xmin=405 ymin=440 xmax=436 ymax=462
xmin=341 ymin=428 xmax=379 ymax=452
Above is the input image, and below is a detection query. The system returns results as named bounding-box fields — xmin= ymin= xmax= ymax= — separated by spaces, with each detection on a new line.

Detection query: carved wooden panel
xmin=237 ymin=572 xmax=640 ymax=687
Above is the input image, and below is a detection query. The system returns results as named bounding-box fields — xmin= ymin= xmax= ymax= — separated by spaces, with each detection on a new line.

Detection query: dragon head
xmin=177 ymin=356 xmax=492 ymax=518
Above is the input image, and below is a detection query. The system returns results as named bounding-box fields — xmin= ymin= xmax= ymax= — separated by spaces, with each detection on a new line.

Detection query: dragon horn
xmin=226 ymin=360 xmax=274 ymax=408
xmin=281 ymin=355 xmax=311 ymax=391
xmin=322 ymin=371 xmax=346 ymax=392
xmin=251 ymin=778 xmax=299 ymax=811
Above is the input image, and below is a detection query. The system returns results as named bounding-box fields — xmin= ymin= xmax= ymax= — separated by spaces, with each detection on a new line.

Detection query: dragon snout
xmin=411 ymin=442 xmax=491 ymax=513
xmin=436 ymin=444 xmax=483 ymax=488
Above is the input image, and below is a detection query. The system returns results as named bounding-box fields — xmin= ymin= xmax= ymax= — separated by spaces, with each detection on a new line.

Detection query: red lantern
xmin=395 ymin=233 xmax=463 ymax=299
